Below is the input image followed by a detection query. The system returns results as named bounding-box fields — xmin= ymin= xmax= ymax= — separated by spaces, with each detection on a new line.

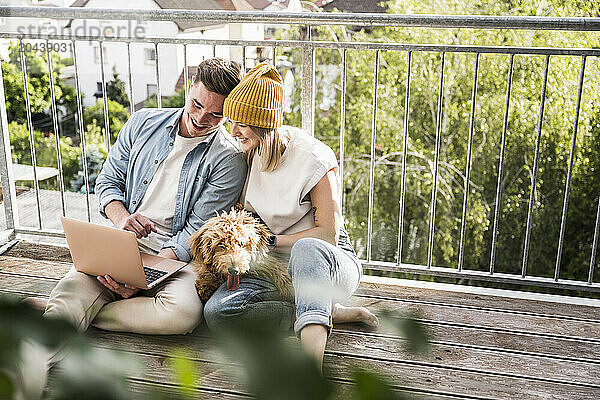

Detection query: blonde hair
xmin=247 ymin=126 xmax=290 ymax=172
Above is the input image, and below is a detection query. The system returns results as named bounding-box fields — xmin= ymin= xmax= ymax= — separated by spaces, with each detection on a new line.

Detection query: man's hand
xmin=97 ymin=275 xmax=140 ymax=298
xmin=117 ymin=212 xmax=157 ymax=238
xmin=105 ymin=200 xmax=157 ymax=238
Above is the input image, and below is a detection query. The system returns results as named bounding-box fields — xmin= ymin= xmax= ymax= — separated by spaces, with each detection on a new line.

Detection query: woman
xmin=203 ymin=62 xmax=378 ymax=367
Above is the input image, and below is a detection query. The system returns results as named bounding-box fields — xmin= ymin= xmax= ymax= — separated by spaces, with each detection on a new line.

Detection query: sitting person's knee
xmin=289 ymin=238 xmax=330 ymax=277
xmin=290 ymin=237 xmax=323 ymax=255
xmin=155 ymin=296 xmax=203 ymax=334
xmin=203 ymin=294 xmax=241 ymax=331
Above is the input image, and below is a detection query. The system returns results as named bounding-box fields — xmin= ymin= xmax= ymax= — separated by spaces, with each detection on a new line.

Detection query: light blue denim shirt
xmin=95 ymin=107 xmax=247 ymax=262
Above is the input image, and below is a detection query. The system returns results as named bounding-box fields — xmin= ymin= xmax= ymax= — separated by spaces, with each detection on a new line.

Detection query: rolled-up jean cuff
xmin=293 ymin=310 xmax=332 ymax=336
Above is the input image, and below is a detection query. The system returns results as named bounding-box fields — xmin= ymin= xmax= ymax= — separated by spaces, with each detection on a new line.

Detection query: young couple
xmin=21 ymin=57 xmax=376 ymax=399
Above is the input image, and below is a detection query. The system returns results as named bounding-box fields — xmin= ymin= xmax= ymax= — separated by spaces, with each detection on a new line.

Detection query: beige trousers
xmin=45 ymin=264 xmax=203 ymax=335
xmin=13 ymin=265 xmax=202 ymax=400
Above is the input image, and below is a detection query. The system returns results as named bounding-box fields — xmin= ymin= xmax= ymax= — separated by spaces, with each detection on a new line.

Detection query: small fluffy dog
xmin=190 ymin=209 xmax=294 ymax=303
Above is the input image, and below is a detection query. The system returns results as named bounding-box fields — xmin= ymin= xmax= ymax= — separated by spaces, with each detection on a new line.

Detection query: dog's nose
xmin=228 ymin=267 xmax=240 ymax=276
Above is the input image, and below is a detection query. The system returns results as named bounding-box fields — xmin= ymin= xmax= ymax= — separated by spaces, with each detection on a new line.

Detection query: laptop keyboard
xmin=143 ymin=266 xmax=168 ymax=284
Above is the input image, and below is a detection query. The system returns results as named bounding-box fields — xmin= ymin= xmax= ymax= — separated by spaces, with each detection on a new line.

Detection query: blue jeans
xmin=204 ymin=238 xmax=362 ymax=334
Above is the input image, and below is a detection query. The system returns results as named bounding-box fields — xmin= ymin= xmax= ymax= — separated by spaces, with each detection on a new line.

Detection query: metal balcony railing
xmin=0 ymin=7 xmax=599 ymax=293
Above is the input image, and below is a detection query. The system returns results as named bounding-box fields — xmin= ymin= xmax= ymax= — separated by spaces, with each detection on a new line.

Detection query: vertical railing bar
xmin=99 ymin=41 xmax=111 ymax=151
xmin=301 ymin=25 xmax=315 ymax=136
xmin=242 ymin=45 xmax=246 ymax=71
xmin=397 ymin=50 xmax=412 ymax=265
xmin=72 ymin=40 xmax=91 ymax=222
xmin=458 ymin=53 xmax=480 ymax=271
xmin=589 ymin=197 xmax=600 ymax=284
xmin=522 ymin=55 xmax=550 ymax=278
xmin=555 ymin=56 xmax=586 ymax=281
xmin=339 ymin=49 xmax=347 ymax=212
xmin=0 ymin=44 xmax=18 ymax=237
xmin=427 ymin=52 xmax=446 ymax=269
xmin=127 ymin=42 xmax=135 ymax=113
xmin=272 ymin=45 xmax=277 ymax=66
xmin=183 ymin=44 xmax=189 ymax=100
xmin=45 ymin=39 xmax=66 ymax=217
xmin=366 ymin=50 xmax=380 ymax=263
xmin=211 ymin=44 xmax=216 ymax=58
xmin=490 ymin=54 xmax=515 ymax=274
xmin=19 ymin=39 xmax=43 ymax=229
xmin=155 ymin=42 xmax=161 ymax=108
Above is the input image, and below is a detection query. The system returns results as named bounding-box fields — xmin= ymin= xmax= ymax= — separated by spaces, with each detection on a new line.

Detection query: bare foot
xmin=23 ymin=297 xmax=48 ymax=312
xmin=332 ymin=303 xmax=379 ymax=327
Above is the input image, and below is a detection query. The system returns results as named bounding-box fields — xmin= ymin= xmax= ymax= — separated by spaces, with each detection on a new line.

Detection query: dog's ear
xmin=256 ymin=223 xmax=272 ymax=250
xmin=190 ymin=226 xmax=213 ymax=264
xmin=189 ymin=228 xmax=204 ymax=261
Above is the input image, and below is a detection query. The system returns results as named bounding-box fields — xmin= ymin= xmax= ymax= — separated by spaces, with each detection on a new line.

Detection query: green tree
xmin=277 ymin=0 xmax=600 ymax=284
xmin=106 ymin=65 xmax=130 ymax=109
xmin=1 ymin=42 xmax=77 ymax=134
xmin=143 ymin=87 xmax=186 ymax=109
xmin=8 ymin=121 xmax=80 ymax=189
xmin=84 ymin=99 xmax=129 ymax=145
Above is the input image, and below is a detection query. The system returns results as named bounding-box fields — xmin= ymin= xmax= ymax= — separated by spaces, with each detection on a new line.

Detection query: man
xmin=17 ymin=58 xmax=246 ymax=399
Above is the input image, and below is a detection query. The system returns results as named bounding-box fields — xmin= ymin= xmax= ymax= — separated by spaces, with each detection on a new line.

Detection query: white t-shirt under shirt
xmin=137 ymin=128 xmax=213 ymax=254
xmin=243 ymin=126 xmax=338 ymax=235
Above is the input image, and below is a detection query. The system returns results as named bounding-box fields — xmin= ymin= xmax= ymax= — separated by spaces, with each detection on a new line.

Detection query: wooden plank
xmin=2 ymin=271 xmax=600 ymax=353
xmin=4 ymin=241 xmax=599 ymax=322
xmin=347 ymin=296 xmax=600 ymax=340
xmin=3 ymin=271 xmax=598 ymax=342
xmin=358 ymin=282 xmax=600 ymax=322
xmin=2 ymin=241 xmax=72 ymax=263
xmin=3 ymin=253 xmax=599 ymax=327
xmin=88 ymin=326 xmax=598 ymax=388
xmin=3 ymin=248 xmax=599 ymax=320
xmin=338 ymin=323 xmax=600 ymax=364
xmin=8 ymin=284 xmax=597 ymax=366
xmin=87 ymin=331 xmax=600 ymax=400
xmin=128 ymin=379 xmax=250 ymax=400
xmin=324 ymin=353 xmax=600 ymax=400
xmin=0 ymin=255 xmax=72 ymax=278
xmin=5 ymin=282 xmax=599 ymax=398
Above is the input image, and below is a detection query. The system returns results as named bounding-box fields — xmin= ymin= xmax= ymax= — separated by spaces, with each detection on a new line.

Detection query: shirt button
xmin=169 ymin=142 xmax=174 ymax=146
xmin=143 ymin=180 xmax=148 ymax=184
xmin=195 ymin=177 xmax=199 ymax=182
xmin=132 ymin=200 xmax=136 ymax=205
xmin=154 ymin=159 xmax=159 ymax=164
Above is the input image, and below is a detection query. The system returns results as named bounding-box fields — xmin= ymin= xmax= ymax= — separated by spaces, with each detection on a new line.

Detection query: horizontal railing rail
xmin=1 ymin=7 xmax=600 ymax=31
xmin=0 ymin=7 xmax=598 ymax=293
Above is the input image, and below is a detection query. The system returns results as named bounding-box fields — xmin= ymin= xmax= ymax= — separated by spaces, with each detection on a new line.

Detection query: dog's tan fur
xmin=190 ymin=209 xmax=294 ymax=303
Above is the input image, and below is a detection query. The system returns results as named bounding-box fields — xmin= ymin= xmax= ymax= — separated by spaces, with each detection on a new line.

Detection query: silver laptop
xmin=61 ymin=217 xmax=188 ymax=290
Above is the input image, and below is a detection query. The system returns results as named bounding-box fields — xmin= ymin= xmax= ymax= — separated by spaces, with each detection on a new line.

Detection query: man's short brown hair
xmin=193 ymin=58 xmax=242 ymax=96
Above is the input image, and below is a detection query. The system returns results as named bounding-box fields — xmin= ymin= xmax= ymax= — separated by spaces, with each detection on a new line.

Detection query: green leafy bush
xmin=8 ymin=121 xmax=80 ymax=190
xmin=84 ymin=99 xmax=129 ymax=145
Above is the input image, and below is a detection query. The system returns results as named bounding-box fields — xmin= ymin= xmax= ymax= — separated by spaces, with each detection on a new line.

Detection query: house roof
xmin=313 ymin=0 xmax=387 ymax=13
xmin=244 ymin=0 xmax=289 ymax=10
xmin=154 ymin=0 xmax=255 ymax=31
xmin=69 ymin=0 xmax=257 ymax=32
xmin=174 ymin=65 xmax=197 ymax=92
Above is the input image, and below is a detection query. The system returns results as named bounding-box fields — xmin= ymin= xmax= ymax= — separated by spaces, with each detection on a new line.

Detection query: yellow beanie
xmin=223 ymin=62 xmax=283 ymax=129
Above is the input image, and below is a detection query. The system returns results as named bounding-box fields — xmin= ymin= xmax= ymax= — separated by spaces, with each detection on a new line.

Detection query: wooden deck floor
xmin=1 ymin=241 xmax=599 ymax=399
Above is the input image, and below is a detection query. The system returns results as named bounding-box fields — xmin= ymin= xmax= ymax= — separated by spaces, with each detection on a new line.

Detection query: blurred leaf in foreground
xmin=215 ymin=321 xmax=334 ymax=400
xmin=168 ymin=348 xmax=201 ymax=399
xmin=351 ymin=366 xmax=409 ymax=400
xmin=378 ymin=309 xmax=431 ymax=355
